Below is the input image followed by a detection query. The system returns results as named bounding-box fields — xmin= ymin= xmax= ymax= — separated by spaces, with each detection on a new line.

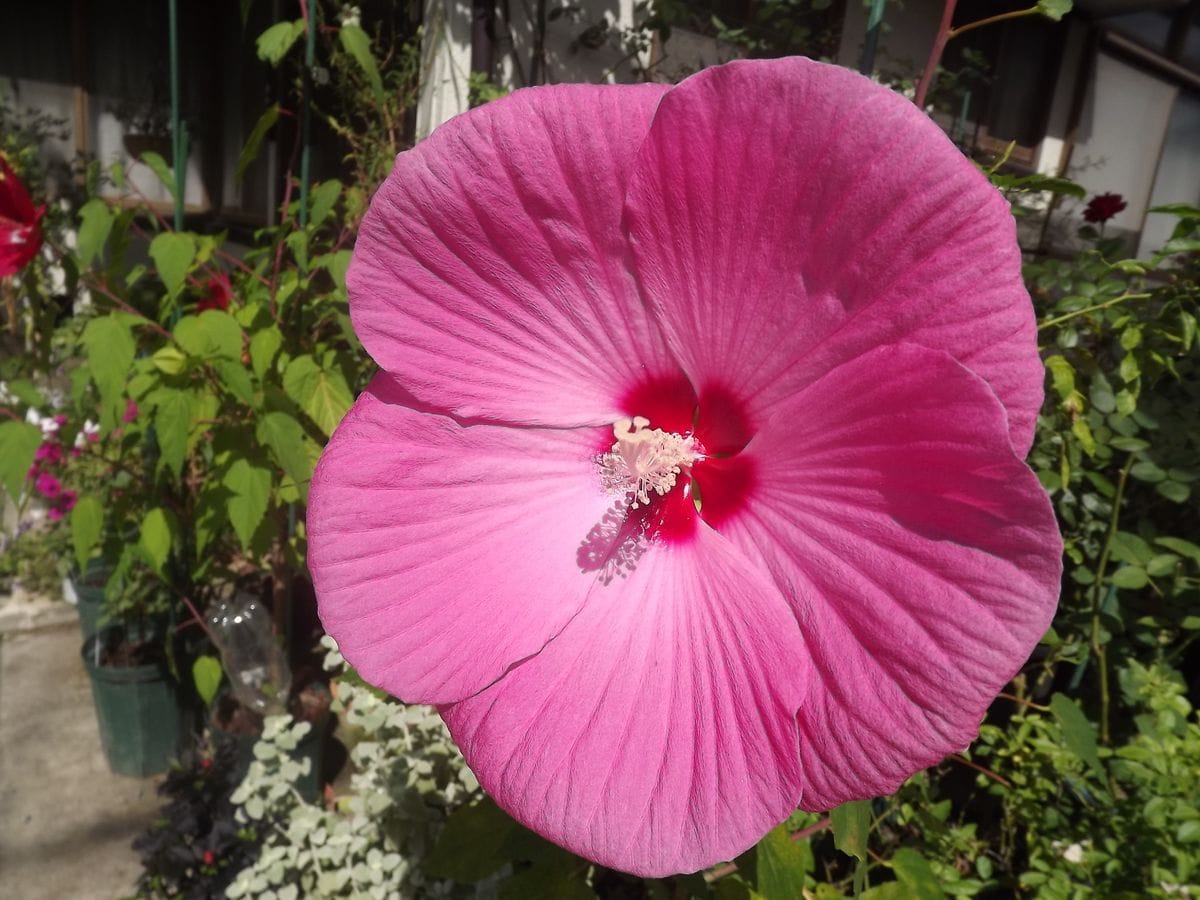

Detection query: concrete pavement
xmin=0 ymin=599 xmax=160 ymax=900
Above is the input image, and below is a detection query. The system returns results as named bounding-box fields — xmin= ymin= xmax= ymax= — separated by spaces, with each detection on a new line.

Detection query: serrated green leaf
xmin=77 ymin=199 xmax=113 ymax=268
xmin=139 ymin=151 xmax=177 ymax=204
xmin=891 ymin=848 xmax=946 ymax=899
xmin=1050 ymin=693 xmax=1104 ymax=777
xmin=149 ymin=232 xmax=197 ymax=299
xmin=831 ymin=799 xmax=871 ymax=861
xmin=282 ymin=355 xmax=353 ymax=436
xmin=154 ymin=391 xmax=194 ymax=479
xmin=236 ymin=104 xmax=280 ymax=183
xmin=309 ymin=179 xmax=341 ymax=227
xmin=338 ymin=24 xmax=385 ymax=104
xmin=174 ymin=309 xmax=242 ymax=359
xmin=139 ymin=507 xmax=175 ymax=574
xmin=224 ymin=459 xmax=272 ymax=549
xmin=82 ymin=316 xmax=136 ymax=422
xmin=0 ymin=421 xmax=42 ymax=501
xmin=192 ymin=655 xmax=223 ymax=706
xmin=70 ymin=495 xmax=104 ymax=571
xmin=285 ymin=230 xmax=308 ymax=270
xmin=249 ymin=326 xmax=283 ymax=379
xmin=757 ymin=824 xmax=812 ymax=900
xmin=256 ymin=19 xmax=305 ymax=65
xmin=152 ymin=346 xmax=188 ymax=375
xmin=211 ymin=358 xmax=255 ymax=405
xmin=256 ymin=411 xmax=313 ymax=502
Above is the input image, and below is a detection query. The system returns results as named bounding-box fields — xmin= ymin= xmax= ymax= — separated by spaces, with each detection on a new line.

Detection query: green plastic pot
xmin=82 ymin=627 xmax=185 ymax=777
xmin=69 ymin=560 xmax=113 ymax=640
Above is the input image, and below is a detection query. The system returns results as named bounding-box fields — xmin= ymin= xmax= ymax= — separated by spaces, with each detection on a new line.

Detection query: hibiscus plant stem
xmin=1037 ymin=292 xmax=1151 ymax=331
xmin=914 ymin=0 xmax=959 ymax=109
xmin=1089 ymin=453 xmax=1134 ymax=746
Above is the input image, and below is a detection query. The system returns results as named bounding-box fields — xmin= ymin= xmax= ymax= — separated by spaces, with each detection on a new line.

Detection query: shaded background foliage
xmin=1 ymin=1 xmax=1198 ymax=897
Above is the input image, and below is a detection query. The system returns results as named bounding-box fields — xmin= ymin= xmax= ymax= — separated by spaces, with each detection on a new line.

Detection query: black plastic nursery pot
xmin=81 ymin=626 xmax=186 ymax=777
xmin=210 ymin=685 xmax=330 ymax=802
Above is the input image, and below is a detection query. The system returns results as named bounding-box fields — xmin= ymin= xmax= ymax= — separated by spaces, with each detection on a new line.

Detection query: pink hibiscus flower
xmin=308 ymin=58 xmax=1062 ymax=876
xmin=0 ymin=155 xmax=45 ymax=278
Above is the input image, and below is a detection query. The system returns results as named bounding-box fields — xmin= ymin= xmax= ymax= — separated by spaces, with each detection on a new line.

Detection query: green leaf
xmin=0 ymin=421 xmax=42 ymax=501
xmin=224 ymin=460 xmax=272 ymax=550
xmin=236 ymin=104 xmax=280 ymax=183
xmin=256 ymin=20 xmax=305 ymax=65
xmin=174 ymin=309 xmax=242 ymax=359
xmin=1036 ymin=0 xmax=1072 ymax=21
xmin=757 ymin=824 xmax=812 ymax=900
xmin=424 ymin=799 xmax=515 ymax=881
xmin=154 ymin=391 xmax=194 ymax=479
xmin=1156 ymin=480 xmax=1190 ymax=503
xmin=1131 ymin=460 xmax=1167 ymax=483
xmin=249 ymin=326 xmax=283 ymax=379
xmin=256 ymin=411 xmax=313 ymax=502
xmin=1050 ymin=693 xmax=1104 ymax=777
xmin=1070 ymin=417 xmax=1096 ymax=456
xmin=70 ymin=496 xmax=104 ymax=572
xmin=1145 ymin=553 xmax=1181 ymax=577
xmin=81 ymin=316 xmax=136 ymax=420
xmin=1108 ymin=531 xmax=1153 ymax=565
xmin=212 ymin=358 xmax=256 ymax=405
xmin=309 ymin=179 xmax=341 ymax=227
xmin=152 ymin=346 xmax=188 ymax=375
xmin=338 ymin=24 xmax=385 ymax=104
xmin=890 ymin=848 xmax=947 ymax=899
xmin=139 ymin=507 xmax=176 ymax=574
xmin=192 ymin=655 xmax=223 ymax=706
xmin=1111 ymin=566 xmax=1149 ymax=589
xmin=139 ymin=151 xmax=178 ymax=204
xmin=77 ymin=199 xmax=114 ymax=268
xmin=285 ymin=230 xmax=308 ymax=270
xmin=282 ymin=355 xmax=353 ymax=437
xmin=1044 ymin=356 xmax=1075 ymax=401
xmin=831 ymin=799 xmax=871 ymax=861
xmin=1155 ymin=537 xmax=1200 ymax=566
xmin=149 ymin=232 xmax=197 ymax=299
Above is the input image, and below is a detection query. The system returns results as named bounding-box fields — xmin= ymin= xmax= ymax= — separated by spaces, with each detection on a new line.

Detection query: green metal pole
xmin=299 ymin=3 xmax=315 ymax=228
xmin=859 ymin=0 xmax=886 ymax=76
xmin=168 ymin=0 xmax=185 ymax=231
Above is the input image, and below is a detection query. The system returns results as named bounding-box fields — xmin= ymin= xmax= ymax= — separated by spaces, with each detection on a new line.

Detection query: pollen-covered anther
xmin=598 ymin=416 xmax=700 ymax=509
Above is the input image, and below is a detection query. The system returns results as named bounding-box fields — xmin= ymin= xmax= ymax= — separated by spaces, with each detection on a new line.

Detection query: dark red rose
xmin=1083 ymin=192 xmax=1127 ymax=224
xmin=196 ymin=271 xmax=232 ymax=313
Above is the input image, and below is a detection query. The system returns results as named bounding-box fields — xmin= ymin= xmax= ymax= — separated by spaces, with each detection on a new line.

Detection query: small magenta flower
xmin=34 ymin=472 xmax=62 ymax=499
xmin=122 ymin=399 xmax=139 ymax=423
xmin=1083 ymin=192 xmax=1127 ymax=224
xmin=308 ymin=58 xmax=1062 ymax=876
xmin=0 ymin=155 xmax=44 ymax=278
xmin=34 ymin=442 xmax=63 ymax=465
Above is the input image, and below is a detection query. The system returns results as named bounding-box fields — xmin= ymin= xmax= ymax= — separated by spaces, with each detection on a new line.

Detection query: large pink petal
xmin=348 ymin=82 xmax=678 ymax=427
xmin=441 ymin=524 xmax=806 ymax=877
xmin=718 ymin=343 xmax=1061 ymax=810
xmin=625 ymin=58 xmax=1042 ymax=455
xmin=307 ymin=375 xmax=620 ymax=704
